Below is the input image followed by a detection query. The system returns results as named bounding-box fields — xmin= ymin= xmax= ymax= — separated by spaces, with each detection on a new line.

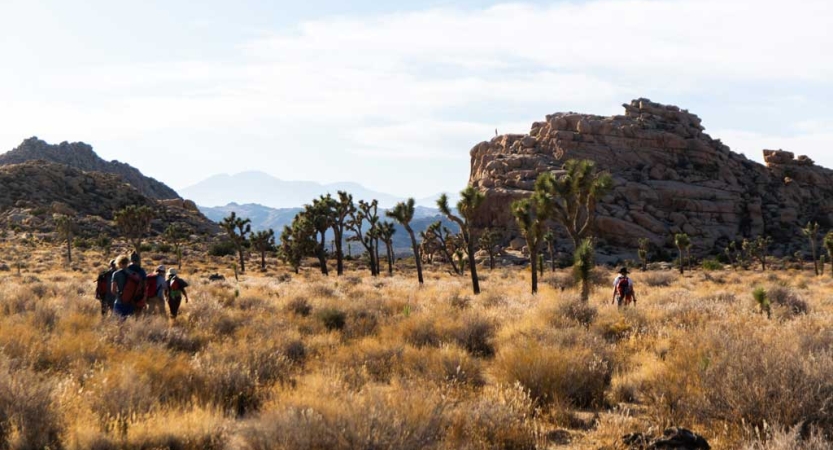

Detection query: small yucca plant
xmin=752 ymin=286 xmax=770 ymax=319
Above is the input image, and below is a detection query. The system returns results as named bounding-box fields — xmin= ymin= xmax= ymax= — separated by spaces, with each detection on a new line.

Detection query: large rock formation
xmin=469 ymin=99 xmax=833 ymax=258
xmin=0 ymin=137 xmax=180 ymax=200
xmin=0 ymin=161 xmax=218 ymax=237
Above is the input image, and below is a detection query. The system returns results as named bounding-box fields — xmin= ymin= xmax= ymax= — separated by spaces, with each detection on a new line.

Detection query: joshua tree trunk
xmin=318 ymin=234 xmax=329 ymax=276
xmin=66 ymin=239 xmax=72 ymax=264
xmin=467 ymin=237 xmax=480 ymax=295
xmin=334 ymin=230 xmax=344 ymax=275
xmin=678 ymin=246 xmax=684 ymax=275
xmin=530 ymin=247 xmax=539 ymax=295
xmin=386 ymin=243 xmax=394 ymax=276
xmin=406 ymin=227 xmax=424 ymax=285
xmin=238 ymin=247 xmax=246 ymax=273
xmin=261 ymin=251 xmax=266 ymax=270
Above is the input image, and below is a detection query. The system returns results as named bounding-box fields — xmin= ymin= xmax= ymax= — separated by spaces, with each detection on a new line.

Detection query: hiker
xmin=612 ymin=267 xmax=637 ymax=307
xmin=95 ymin=259 xmax=117 ymax=316
xmin=165 ymin=268 xmax=189 ymax=319
xmin=145 ymin=265 xmax=167 ymax=317
xmin=127 ymin=252 xmax=148 ymax=314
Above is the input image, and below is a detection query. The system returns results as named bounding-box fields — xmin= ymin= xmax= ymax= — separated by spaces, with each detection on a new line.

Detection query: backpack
xmin=169 ymin=276 xmax=188 ymax=292
xmin=120 ymin=269 xmax=146 ymax=305
xmin=616 ymin=276 xmax=633 ymax=298
xmin=145 ymin=275 xmax=158 ymax=299
xmin=95 ymin=270 xmax=112 ymax=300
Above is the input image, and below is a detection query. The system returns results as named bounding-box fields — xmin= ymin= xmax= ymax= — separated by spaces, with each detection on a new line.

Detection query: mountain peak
xmin=0 ymin=137 xmax=180 ymax=200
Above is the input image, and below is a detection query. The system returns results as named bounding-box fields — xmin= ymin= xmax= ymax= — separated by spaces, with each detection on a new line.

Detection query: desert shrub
xmin=445 ymin=384 xmax=540 ymax=450
xmin=641 ymin=271 xmax=677 ymax=287
xmin=701 ymin=259 xmax=723 ymax=271
xmin=494 ymin=340 xmax=612 ymax=409
xmin=559 ymin=298 xmax=598 ymax=327
xmin=767 ymin=286 xmax=810 ymax=316
xmin=335 ymin=339 xmax=403 ymax=385
xmin=400 ymin=346 xmax=485 ymax=388
xmin=208 ymin=241 xmax=236 ymax=257
xmin=89 ymin=363 xmax=157 ymax=436
xmin=448 ymin=314 xmax=496 ymax=358
xmin=317 ymin=308 xmax=347 ymax=331
xmin=286 ymin=297 xmax=312 ymax=316
xmin=400 ymin=316 xmax=443 ymax=348
xmin=0 ymin=361 xmax=64 ymax=449
xmin=239 ymin=383 xmax=448 ymax=450
xmin=282 ymin=339 xmax=306 ymax=365
xmin=344 ymin=309 xmax=379 ymax=339
xmin=643 ymin=322 xmax=833 ymax=432
xmin=193 ymin=344 xmax=292 ymax=417
xmin=309 ymin=283 xmax=335 ymax=298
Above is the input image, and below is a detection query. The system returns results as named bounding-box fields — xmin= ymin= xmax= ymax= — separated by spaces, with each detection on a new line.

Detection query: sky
xmin=1 ymin=0 xmax=831 ymax=198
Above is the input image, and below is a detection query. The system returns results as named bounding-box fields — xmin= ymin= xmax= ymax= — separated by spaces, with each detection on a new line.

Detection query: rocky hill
xmin=0 ymin=137 xmax=180 ymax=200
xmin=469 ymin=98 xmax=833 ymax=259
xmin=0 ymin=161 xmax=218 ymax=238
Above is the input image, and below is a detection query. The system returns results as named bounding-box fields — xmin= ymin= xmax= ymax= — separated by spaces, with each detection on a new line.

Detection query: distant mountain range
xmin=199 ymin=202 xmax=459 ymax=253
xmin=181 ymin=171 xmax=456 ymax=209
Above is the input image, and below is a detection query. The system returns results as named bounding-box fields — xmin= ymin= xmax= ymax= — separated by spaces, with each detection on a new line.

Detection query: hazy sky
xmin=1 ymin=0 xmax=831 ymax=198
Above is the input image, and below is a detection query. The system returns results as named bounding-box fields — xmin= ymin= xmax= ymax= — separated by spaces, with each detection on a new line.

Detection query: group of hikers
xmin=95 ymin=252 xmax=190 ymax=320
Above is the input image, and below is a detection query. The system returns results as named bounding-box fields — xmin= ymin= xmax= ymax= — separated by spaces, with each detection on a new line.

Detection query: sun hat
xmin=156 ymin=265 xmax=166 ymax=273
xmin=618 ymin=267 xmax=630 ymax=274
xmin=167 ymin=268 xmax=178 ymax=277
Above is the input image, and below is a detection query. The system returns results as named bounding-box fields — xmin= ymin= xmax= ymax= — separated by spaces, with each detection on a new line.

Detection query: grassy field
xmin=0 ymin=246 xmax=832 ymax=449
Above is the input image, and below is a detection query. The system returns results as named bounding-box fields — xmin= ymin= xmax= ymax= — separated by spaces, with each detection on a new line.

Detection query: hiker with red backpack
xmin=612 ymin=267 xmax=637 ymax=307
xmin=111 ymin=253 xmax=147 ymax=319
xmin=145 ymin=265 xmax=167 ymax=317
xmin=95 ymin=259 xmax=117 ymax=316
xmin=164 ymin=268 xmax=189 ymax=319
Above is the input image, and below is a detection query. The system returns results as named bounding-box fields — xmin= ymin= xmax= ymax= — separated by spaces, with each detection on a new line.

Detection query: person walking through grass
xmin=95 ymin=259 xmax=117 ymax=316
xmin=165 ymin=268 xmax=190 ymax=319
xmin=126 ymin=252 xmax=148 ymax=314
xmin=612 ymin=266 xmax=637 ymax=307
xmin=145 ymin=265 xmax=167 ymax=317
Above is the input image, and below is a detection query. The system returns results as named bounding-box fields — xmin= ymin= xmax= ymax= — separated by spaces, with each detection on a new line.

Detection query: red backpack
xmin=145 ymin=275 xmax=158 ymax=298
xmin=616 ymin=276 xmax=633 ymax=298
xmin=120 ymin=269 xmax=146 ymax=305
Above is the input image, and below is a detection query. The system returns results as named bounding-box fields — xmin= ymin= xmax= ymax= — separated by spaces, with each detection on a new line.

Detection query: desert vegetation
xmin=1 ymin=237 xmax=832 ymax=449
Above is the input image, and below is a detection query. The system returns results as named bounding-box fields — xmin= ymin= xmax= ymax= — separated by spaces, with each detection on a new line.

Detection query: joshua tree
xmin=573 ymin=238 xmax=595 ymax=302
xmin=387 ymin=198 xmax=423 ymax=284
xmin=752 ymin=286 xmax=771 ymax=319
xmin=378 ymin=221 xmax=396 ymax=276
xmin=305 ymin=198 xmax=336 ymax=276
xmin=724 ymin=241 xmax=738 ymax=270
xmin=803 ymin=222 xmax=820 ymax=275
xmin=438 ymin=187 xmax=485 ymax=295
xmin=426 ymin=221 xmax=461 ymax=275
xmin=54 ymin=214 xmax=77 ymax=264
xmin=250 ymin=229 xmax=276 ymax=270
xmin=512 ymin=196 xmax=547 ymax=294
xmin=743 ymin=235 xmax=773 ymax=271
xmin=478 ymin=228 xmax=501 ymax=271
xmin=220 ymin=212 xmax=252 ymax=273
xmin=535 ymin=159 xmax=613 ymax=250
xmin=543 ymin=231 xmax=557 ymax=272
xmin=164 ymin=223 xmax=188 ymax=269
xmin=330 ymin=191 xmax=355 ymax=276
xmin=114 ymin=205 xmax=154 ymax=261
xmin=279 ymin=215 xmax=314 ymax=274
xmin=824 ymin=231 xmax=833 ymax=278
xmin=347 ymin=199 xmax=381 ymax=276
xmin=674 ymin=233 xmax=690 ymax=275
xmin=638 ymin=238 xmax=650 ymax=271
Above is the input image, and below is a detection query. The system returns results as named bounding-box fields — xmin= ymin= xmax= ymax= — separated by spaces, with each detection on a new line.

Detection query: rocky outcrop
xmin=0 ymin=137 xmax=180 ymax=200
xmin=469 ymin=99 xmax=833 ymax=258
xmin=0 ymin=161 xmax=218 ymax=237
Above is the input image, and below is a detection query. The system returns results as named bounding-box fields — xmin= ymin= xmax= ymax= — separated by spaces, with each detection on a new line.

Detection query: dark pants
xmin=100 ymin=294 xmax=116 ymax=316
xmin=168 ymin=296 xmax=183 ymax=318
xmin=113 ymin=300 xmax=135 ymax=319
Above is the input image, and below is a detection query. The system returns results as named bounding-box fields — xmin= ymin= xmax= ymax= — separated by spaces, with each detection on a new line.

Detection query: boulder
xmin=469 ymin=98 xmax=833 ymax=258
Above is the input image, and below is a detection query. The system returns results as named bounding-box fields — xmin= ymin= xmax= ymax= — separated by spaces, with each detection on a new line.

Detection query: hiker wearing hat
xmin=164 ymin=268 xmax=190 ymax=319
xmin=145 ymin=265 xmax=168 ymax=317
xmin=126 ymin=252 xmax=148 ymax=314
xmin=95 ymin=259 xmax=118 ymax=316
xmin=612 ymin=267 xmax=637 ymax=307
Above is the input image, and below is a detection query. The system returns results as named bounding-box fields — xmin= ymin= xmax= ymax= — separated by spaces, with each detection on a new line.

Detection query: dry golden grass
xmin=0 ymin=245 xmax=832 ymax=449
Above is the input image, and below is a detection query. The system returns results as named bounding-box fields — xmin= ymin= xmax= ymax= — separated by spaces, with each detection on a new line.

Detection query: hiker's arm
xmin=183 ymin=288 xmax=189 ymax=303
